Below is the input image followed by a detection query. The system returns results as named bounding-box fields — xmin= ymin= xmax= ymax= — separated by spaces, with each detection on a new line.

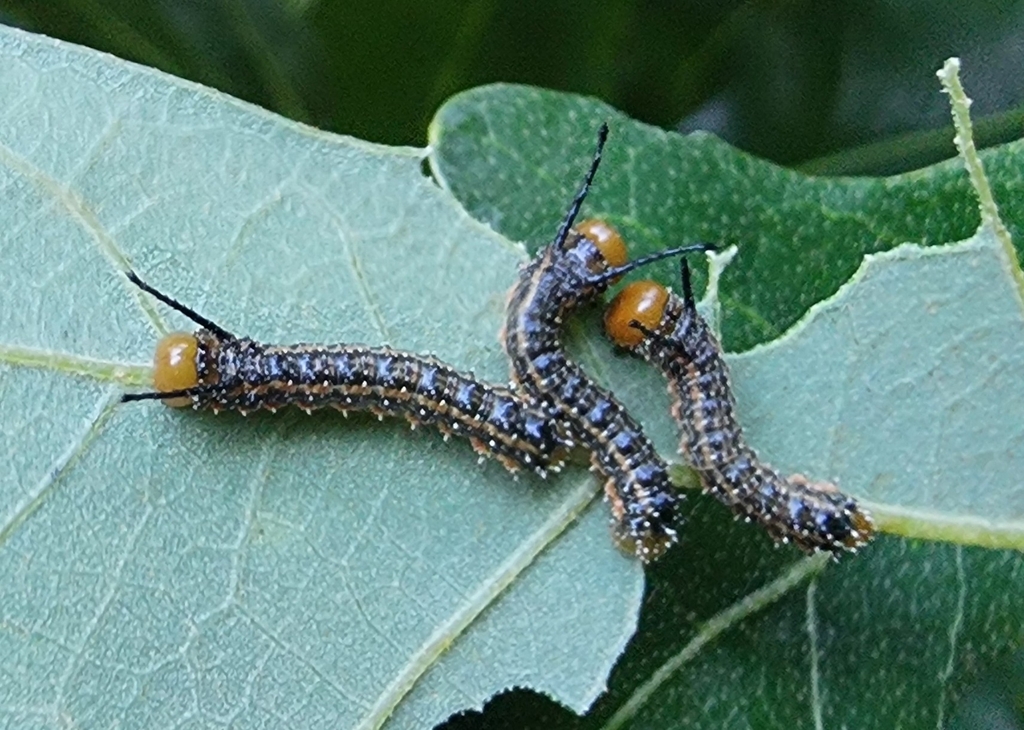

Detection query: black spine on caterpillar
xmin=122 ymin=272 xmax=570 ymax=477
xmin=502 ymin=123 xmax=714 ymax=561
xmin=612 ymin=259 xmax=874 ymax=554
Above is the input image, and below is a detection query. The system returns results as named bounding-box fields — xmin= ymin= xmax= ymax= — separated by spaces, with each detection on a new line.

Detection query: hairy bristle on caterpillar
xmin=606 ymin=258 xmax=874 ymax=554
xmin=123 ymin=271 xmax=570 ymax=477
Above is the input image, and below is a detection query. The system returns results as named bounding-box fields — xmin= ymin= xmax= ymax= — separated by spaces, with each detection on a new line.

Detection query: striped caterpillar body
xmin=123 ymin=273 xmax=571 ymax=477
xmin=503 ymin=124 xmax=712 ymax=561
xmin=604 ymin=260 xmax=875 ymax=554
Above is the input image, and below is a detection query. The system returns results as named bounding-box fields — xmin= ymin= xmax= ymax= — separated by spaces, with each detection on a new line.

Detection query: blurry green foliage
xmin=4 ymin=0 xmax=1024 ymax=170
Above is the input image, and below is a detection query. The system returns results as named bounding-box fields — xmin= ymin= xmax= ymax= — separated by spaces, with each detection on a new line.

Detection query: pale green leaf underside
xmin=0 ymin=26 xmax=643 ymax=729
xmin=730 ymin=230 xmax=1024 ymax=544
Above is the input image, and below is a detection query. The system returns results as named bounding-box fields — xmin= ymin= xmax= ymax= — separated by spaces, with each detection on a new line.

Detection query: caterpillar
xmin=122 ymin=272 xmax=571 ymax=477
xmin=604 ymin=258 xmax=874 ymax=554
xmin=503 ymin=123 xmax=713 ymax=561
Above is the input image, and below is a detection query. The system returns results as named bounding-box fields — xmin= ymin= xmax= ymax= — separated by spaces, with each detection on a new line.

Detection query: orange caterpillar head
xmin=152 ymin=332 xmax=200 ymax=407
xmin=542 ymin=124 xmax=712 ymax=300
xmin=576 ymin=218 xmax=628 ymax=269
xmin=604 ymin=280 xmax=670 ymax=348
xmin=122 ymin=270 xmax=235 ymax=408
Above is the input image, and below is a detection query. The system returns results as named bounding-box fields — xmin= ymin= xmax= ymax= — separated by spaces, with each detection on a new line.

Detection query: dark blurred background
xmin=4 ymin=0 xmax=1024 ymax=175
xmin=4 ymin=2 xmax=1021 ymax=728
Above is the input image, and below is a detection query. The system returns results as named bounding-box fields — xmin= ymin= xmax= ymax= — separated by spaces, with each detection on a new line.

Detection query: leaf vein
xmin=934 ymin=546 xmax=966 ymax=729
xmin=0 ymin=137 xmax=167 ymax=333
xmin=0 ymin=387 xmax=121 ymax=548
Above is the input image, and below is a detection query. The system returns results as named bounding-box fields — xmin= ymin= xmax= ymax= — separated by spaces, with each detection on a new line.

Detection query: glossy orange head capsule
xmin=576 ymin=218 xmax=628 ymax=269
xmin=152 ymin=332 xmax=200 ymax=407
xmin=604 ymin=280 xmax=669 ymax=348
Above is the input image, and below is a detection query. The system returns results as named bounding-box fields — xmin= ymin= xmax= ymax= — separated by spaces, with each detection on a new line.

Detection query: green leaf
xmin=732 ymin=235 xmax=1024 ymax=533
xmin=0 ymin=27 xmax=646 ymax=729
xmin=429 ymin=85 xmax=1024 ymax=727
xmin=429 ymin=84 xmax=1024 ymax=353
